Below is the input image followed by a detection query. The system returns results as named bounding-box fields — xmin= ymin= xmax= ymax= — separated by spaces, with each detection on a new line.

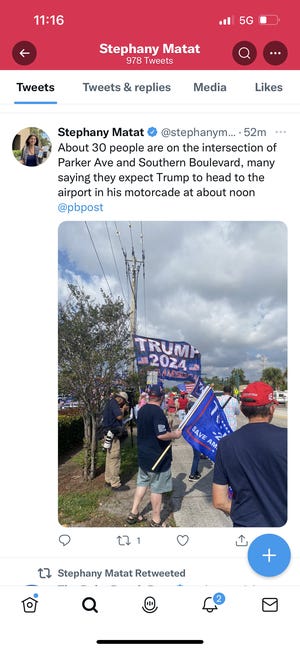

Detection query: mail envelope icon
xmin=262 ymin=597 xmax=278 ymax=612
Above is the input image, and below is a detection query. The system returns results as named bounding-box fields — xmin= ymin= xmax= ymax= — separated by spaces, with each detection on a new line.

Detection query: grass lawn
xmin=59 ymin=439 xmax=138 ymax=526
xmin=58 ymin=437 xmax=175 ymax=527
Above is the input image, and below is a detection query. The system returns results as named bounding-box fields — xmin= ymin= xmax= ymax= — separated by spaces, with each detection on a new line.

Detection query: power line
xmin=129 ymin=222 xmax=135 ymax=258
xmin=114 ymin=221 xmax=127 ymax=258
xmin=114 ymin=222 xmax=130 ymax=306
xmin=140 ymin=221 xmax=147 ymax=334
xmin=114 ymin=222 xmax=147 ymax=337
xmin=105 ymin=221 xmax=128 ymax=307
xmin=84 ymin=222 xmax=113 ymax=296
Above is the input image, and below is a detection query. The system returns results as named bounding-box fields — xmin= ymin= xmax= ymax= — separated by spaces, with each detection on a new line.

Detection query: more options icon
xmin=263 ymin=41 xmax=288 ymax=65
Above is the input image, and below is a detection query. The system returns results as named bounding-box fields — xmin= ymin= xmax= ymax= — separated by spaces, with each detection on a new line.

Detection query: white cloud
xmin=58 ymin=221 xmax=287 ymax=381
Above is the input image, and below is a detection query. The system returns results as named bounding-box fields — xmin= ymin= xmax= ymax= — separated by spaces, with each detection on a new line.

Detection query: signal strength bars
xmin=218 ymin=16 xmax=233 ymax=25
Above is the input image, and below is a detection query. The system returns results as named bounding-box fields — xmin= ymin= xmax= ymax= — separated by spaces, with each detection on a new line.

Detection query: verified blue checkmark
xmin=147 ymin=126 xmax=158 ymax=137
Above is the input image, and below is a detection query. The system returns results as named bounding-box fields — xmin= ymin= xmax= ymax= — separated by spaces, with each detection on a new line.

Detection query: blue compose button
xmin=248 ymin=534 xmax=291 ymax=577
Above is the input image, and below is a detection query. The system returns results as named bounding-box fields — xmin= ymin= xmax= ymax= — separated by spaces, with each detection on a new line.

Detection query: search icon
xmin=232 ymin=41 xmax=257 ymax=66
xmin=82 ymin=597 xmax=98 ymax=613
xmin=238 ymin=46 xmax=250 ymax=59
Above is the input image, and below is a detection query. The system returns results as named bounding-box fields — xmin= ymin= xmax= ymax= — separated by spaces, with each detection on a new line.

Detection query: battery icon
xmin=259 ymin=15 xmax=280 ymax=25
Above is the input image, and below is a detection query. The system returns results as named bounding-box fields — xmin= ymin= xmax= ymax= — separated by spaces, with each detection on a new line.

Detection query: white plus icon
xmin=262 ymin=547 xmax=277 ymax=563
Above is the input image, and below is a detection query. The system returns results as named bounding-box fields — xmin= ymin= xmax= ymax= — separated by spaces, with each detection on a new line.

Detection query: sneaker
xmin=188 ymin=473 xmax=200 ymax=482
xmin=111 ymin=484 xmax=130 ymax=492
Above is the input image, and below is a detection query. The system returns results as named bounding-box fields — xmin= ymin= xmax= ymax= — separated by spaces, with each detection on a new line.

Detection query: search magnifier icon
xmin=233 ymin=41 xmax=257 ymax=65
xmin=238 ymin=46 xmax=250 ymax=59
xmin=82 ymin=597 xmax=98 ymax=613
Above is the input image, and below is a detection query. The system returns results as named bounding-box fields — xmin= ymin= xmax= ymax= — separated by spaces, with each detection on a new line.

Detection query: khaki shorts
xmin=137 ymin=467 xmax=172 ymax=493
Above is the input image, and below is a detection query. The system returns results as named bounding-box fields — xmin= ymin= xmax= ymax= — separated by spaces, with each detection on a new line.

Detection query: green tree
xmin=261 ymin=367 xmax=284 ymax=389
xmin=282 ymin=368 xmax=288 ymax=390
xmin=58 ymin=285 xmax=130 ymax=480
xmin=209 ymin=375 xmax=223 ymax=390
xmin=29 ymin=126 xmax=51 ymax=147
xmin=229 ymin=368 xmax=247 ymax=389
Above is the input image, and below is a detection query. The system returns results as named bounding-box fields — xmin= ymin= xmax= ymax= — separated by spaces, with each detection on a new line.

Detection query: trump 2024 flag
xmin=181 ymin=385 xmax=233 ymax=462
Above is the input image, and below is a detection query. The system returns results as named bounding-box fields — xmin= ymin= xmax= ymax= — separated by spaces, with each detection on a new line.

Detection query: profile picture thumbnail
xmin=12 ymin=127 xmax=52 ymax=167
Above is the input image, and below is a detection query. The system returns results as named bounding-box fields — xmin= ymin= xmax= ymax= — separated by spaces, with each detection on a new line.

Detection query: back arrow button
xmin=12 ymin=41 xmax=37 ymax=65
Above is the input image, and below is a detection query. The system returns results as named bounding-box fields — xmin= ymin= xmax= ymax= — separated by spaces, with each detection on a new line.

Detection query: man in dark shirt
xmin=102 ymin=391 xmax=129 ymax=491
xmin=126 ymin=384 xmax=182 ymax=527
xmin=212 ymin=381 xmax=287 ymax=527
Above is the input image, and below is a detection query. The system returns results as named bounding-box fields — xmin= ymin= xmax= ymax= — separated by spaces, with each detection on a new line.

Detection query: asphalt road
xmin=237 ymin=405 xmax=287 ymax=428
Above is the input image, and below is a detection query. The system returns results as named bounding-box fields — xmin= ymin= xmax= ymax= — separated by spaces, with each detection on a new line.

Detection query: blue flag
xmin=181 ymin=386 xmax=233 ymax=462
xmin=190 ymin=376 xmax=206 ymax=398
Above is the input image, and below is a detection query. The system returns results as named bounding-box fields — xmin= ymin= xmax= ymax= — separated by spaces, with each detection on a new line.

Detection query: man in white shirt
xmin=217 ymin=385 xmax=240 ymax=431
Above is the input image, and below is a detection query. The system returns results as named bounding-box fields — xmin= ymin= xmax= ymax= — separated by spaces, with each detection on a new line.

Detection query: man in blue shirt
xmin=126 ymin=385 xmax=182 ymax=527
xmin=212 ymin=381 xmax=287 ymax=527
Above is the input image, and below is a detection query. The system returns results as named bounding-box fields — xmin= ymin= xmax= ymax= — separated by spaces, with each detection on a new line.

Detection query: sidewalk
xmin=110 ymin=414 xmax=240 ymax=528
xmin=107 ymin=408 xmax=287 ymax=527
xmin=107 ymin=428 xmax=232 ymax=528
xmin=170 ymin=436 xmax=232 ymax=527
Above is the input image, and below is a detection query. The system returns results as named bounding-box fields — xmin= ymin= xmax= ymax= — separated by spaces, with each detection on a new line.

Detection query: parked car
xmin=274 ymin=390 xmax=288 ymax=405
xmin=214 ymin=390 xmax=224 ymax=398
xmin=58 ymin=396 xmax=80 ymax=410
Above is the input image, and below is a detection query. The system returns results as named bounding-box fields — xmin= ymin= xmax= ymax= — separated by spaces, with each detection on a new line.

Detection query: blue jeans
xmin=190 ymin=449 xmax=201 ymax=475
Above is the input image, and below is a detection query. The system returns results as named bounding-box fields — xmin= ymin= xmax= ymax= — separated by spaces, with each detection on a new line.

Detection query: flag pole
xmin=151 ymin=443 xmax=172 ymax=471
xmin=151 ymin=386 xmax=212 ymax=472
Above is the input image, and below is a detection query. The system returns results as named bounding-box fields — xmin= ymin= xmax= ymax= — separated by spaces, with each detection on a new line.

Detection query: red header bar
xmin=1 ymin=0 xmax=299 ymax=70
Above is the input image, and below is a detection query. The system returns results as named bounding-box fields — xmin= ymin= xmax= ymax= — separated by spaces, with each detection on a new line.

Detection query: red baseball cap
xmin=241 ymin=382 xmax=279 ymax=406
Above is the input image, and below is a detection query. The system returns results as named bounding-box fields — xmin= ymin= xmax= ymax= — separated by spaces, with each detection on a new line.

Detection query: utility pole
xmin=261 ymin=355 xmax=267 ymax=371
xmin=125 ymin=251 xmax=144 ymax=375
xmin=116 ymin=222 xmax=146 ymax=377
xmin=256 ymin=353 xmax=267 ymax=379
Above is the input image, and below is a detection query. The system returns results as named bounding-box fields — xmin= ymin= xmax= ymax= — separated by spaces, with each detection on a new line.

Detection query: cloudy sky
xmin=58 ymin=221 xmax=287 ymax=382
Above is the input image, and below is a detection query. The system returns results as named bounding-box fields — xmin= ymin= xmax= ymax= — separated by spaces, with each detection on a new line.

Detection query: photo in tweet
xmin=58 ymin=220 xmax=287 ymax=528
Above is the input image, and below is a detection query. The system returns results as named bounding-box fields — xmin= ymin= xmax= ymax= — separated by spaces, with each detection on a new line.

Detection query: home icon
xmin=22 ymin=596 xmax=38 ymax=613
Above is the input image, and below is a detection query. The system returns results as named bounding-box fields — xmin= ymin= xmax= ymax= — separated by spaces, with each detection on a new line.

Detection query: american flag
xmin=138 ymin=356 xmax=148 ymax=365
xmin=184 ymin=382 xmax=195 ymax=393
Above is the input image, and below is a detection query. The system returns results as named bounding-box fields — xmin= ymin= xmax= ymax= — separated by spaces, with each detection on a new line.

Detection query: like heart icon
xmin=177 ymin=535 xmax=189 ymax=546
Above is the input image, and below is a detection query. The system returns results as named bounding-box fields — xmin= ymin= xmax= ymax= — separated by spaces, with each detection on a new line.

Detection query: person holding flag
xmin=126 ymin=384 xmax=182 ymax=527
xmin=180 ymin=382 xmax=233 ymax=463
xmin=179 ymin=382 xmax=234 ymax=488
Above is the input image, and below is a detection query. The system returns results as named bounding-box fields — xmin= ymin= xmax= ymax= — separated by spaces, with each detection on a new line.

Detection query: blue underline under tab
xmin=14 ymin=101 xmax=58 ymax=104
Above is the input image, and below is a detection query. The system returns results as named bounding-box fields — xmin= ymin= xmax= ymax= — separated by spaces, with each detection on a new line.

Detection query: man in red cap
xmin=212 ymin=381 xmax=287 ymax=527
